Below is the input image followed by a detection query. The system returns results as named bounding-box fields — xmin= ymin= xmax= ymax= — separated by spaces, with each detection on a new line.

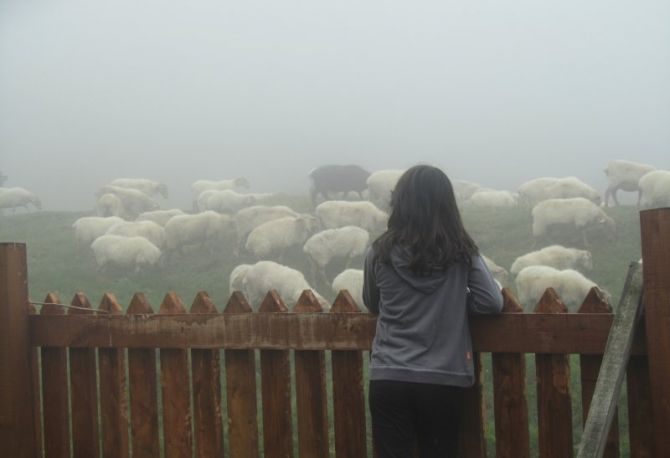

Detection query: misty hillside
xmin=0 ymin=199 xmax=641 ymax=310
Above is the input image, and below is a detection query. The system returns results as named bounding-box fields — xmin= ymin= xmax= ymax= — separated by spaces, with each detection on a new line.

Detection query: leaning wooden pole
xmin=0 ymin=243 xmax=37 ymax=457
xmin=640 ymin=207 xmax=670 ymax=456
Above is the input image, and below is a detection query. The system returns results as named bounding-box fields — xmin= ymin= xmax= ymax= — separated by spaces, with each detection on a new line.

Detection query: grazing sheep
xmin=514 ymin=265 xmax=608 ymax=310
xmin=239 ymin=260 xmax=329 ymax=310
xmin=481 ymin=255 xmax=509 ymax=286
xmin=234 ymin=205 xmax=299 ymax=244
xmin=303 ymin=226 xmax=369 ymax=282
xmin=531 ymin=198 xmax=615 ymax=246
xmin=106 ymin=220 xmax=166 ymax=249
xmin=245 ymin=214 xmax=320 ymax=259
xmin=229 ymin=264 xmax=252 ymax=294
xmin=308 ymin=164 xmax=370 ymax=206
xmin=366 ymin=169 xmax=404 ymax=210
xmin=191 ymin=178 xmax=250 ymax=199
xmin=164 ymin=211 xmax=236 ymax=254
xmin=510 ymin=245 xmax=593 ymax=275
xmin=197 ymin=189 xmax=256 ymax=213
xmin=468 ymin=189 xmax=518 ymax=208
xmin=109 ymin=178 xmax=168 ymax=199
xmin=96 ymin=193 xmax=124 ymax=217
xmin=331 ymin=268 xmax=364 ymax=310
xmin=0 ymin=187 xmax=42 ymax=213
xmin=136 ymin=209 xmax=185 ymax=227
xmin=96 ymin=185 xmax=159 ymax=219
xmin=452 ymin=180 xmax=481 ymax=203
xmin=517 ymin=177 xmax=600 ymax=206
xmin=517 ymin=177 xmax=561 ymax=206
xmin=90 ymin=235 xmax=162 ymax=273
xmin=604 ymin=159 xmax=656 ymax=207
xmin=315 ymin=200 xmax=388 ymax=233
xmin=638 ymin=170 xmax=670 ymax=209
xmin=72 ymin=216 xmax=125 ymax=247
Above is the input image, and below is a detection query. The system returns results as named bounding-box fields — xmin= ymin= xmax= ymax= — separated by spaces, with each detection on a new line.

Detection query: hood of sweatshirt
xmin=389 ymin=246 xmax=447 ymax=295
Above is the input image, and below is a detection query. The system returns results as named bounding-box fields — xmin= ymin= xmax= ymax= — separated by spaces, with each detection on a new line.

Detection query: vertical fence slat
xmin=627 ymin=353 xmax=654 ymax=457
xmin=29 ymin=302 xmax=44 ymax=458
xmin=459 ymin=352 xmax=487 ymax=457
xmin=40 ymin=293 xmax=71 ymax=458
xmin=224 ymin=292 xmax=260 ymax=458
xmin=578 ymin=287 xmax=620 ymax=458
xmin=159 ymin=292 xmax=193 ymax=458
xmin=98 ymin=293 xmax=129 ymax=458
xmin=331 ymin=291 xmax=367 ymax=458
xmin=492 ymin=289 xmax=530 ymax=458
xmin=127 ymin=293 xmax=160 ymax=458
xmin=0 ymin=243 xmax=37 ymax=458
xmin=639 ymin=208 xmax=670 ymax=455
xmin=534 ymin=288 xmax=573 ymax=458
xmin=259 ymin=290 xmax=294 ymax=458
xmin=293 ymin=290 xmax=329 ymax=457
xmin=190 ymin=291 xmax=223 ymax=458
xmin=68 ymin=293 xmax=100 ymax=458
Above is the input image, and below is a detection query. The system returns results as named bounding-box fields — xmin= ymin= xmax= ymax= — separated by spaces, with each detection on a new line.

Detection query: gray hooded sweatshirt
xmin=363 ymin=247 xmax=503 ymax=387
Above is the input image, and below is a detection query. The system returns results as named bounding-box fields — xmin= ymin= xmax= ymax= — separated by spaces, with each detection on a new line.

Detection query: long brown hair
xmin=373 ymin=165 xmax=478 ymax=274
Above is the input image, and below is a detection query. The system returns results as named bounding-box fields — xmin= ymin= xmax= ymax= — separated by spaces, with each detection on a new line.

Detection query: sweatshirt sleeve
xmin=362 ymin=248 xmax=380 ymax=315
xmin=467 ymin=255 xmax=504 ymax=315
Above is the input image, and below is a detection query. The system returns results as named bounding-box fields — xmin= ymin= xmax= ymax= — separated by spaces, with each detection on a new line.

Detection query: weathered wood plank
xmin=224 ymin=292 xmax=260 ymax=458
xmin=126 ymin=294 xmax=160 ymax=458
xmin=158 ymin=292 xmax=193 ymax=458
xmin=577 ymin=266 xmax=643 ymax=458
xmin=639 ymin=208 xmax=670 ymax=455
xmin=293 ymin=290 xmax=329 ymax=457
xmin=28 ymin=302 xmax=44 ymax=458
xmin=190 ymin=291 xmax=223 ymax=458
xmin=459 ymin=352 xmax=487 ymax=457
xmin=68 ymin=293 xmax=100 ymax=458
xmin=492 ymin=289 xmax=530 ymax=458
xmin=40 ymin=293 xmax=71 ymax=458
xmin=626 ymin=353 xmax=654 ymax=458
xmin=534 ymin=289 xmax=573 ymax=458
xmin=30 ymin=312 xmax=644 ymax=354
xmin=258 ymin=291 xmax=294 ymax=458
xmin=0 ymin=243 xmax=38 ymax=458
xmin=331 ymin=291 xmax=367 ymax=458
xmin=98 ymin=293 xmax=129 ymax=458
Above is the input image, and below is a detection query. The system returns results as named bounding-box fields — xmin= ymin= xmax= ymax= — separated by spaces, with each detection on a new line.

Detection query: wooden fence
xmin=1 ymin=207 xmax=669 ymax=457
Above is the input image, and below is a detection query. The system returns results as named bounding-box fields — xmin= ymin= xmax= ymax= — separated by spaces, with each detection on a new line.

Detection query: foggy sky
xmin=2 ymin=0 xmax=669 ymax=211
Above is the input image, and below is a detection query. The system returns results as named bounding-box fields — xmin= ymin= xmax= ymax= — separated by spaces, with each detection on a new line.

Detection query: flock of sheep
xmin=2 ymin=158 xmax=669 ymax=310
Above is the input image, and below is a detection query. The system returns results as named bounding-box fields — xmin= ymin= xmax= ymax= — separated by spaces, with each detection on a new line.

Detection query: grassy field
xmin=0 ymin=197 xmax=644 ymax=456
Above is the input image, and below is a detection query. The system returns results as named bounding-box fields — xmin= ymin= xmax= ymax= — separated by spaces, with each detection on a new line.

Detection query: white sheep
xmin=303 ymin=226 xmax=369 ymax=282
xmin=468 ymin=189 xmax=518 ymax=208
xmin=72 ymin=216 xmax=125 ymax=247
xmin=510 ymin=245 xmax=593 ymax=275
xmin=109 ymin=178 xmax=168 ymax=199
xmin=0 ymin=187 xmax=42 ymax=213
xmin=639 ymin=170 xmax=670 ymax=209
xmin=531 ymin=197 xmax=615 ymax=246
xmin=96 ymin=185 xmax=160 ymax=219
xmin=452 ymin=180 xmax=481 ymax=203
xmin=315 ymin=200 xmax=388 ymax=233
xmin=136 ymin=209 xmax=186 ymax=227
xmin=197 ymin=189 xmax=256 ymax=213
xmin=604 ymin=159 xmax=656 ymax=207
xmin=229 ymin=264 xmax=252 ymax=294
xmin=191 ymin=178 xmax=250 ymax=198
xmin=481 ymin=255 xmax=510 ymax=286
xmin=106 ymin=220 xmax=166 ymax=249
xmin=517 ymin=177 xmax=561 ymax=206
xmin=96 ymin=193 xmax=124 ymax=217
xmin=546 ymin=177 xmax=601 ymax=204
xmin=514 ymin=265 xmax=607 ymax=310
xmin=234 ymin=205 xmax=299 ymax=243
xmin=90 ymin=234 xmax=162 ymax=273
xmin=331 ymin=268 xmax=364 ymax=310
xmin=245 ymin=214 xmax=320 ymax=259
xmin=366 ymin=169 xmax=405 ymax=210
xmin=239 ymin=260 xmax=329 ymax=310
xmin=164 ymin=211 xmax=236 ymax=254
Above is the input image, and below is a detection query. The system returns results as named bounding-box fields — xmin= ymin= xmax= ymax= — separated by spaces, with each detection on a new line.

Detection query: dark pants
xmin=369 ymin=380 xmax=466 ymax=458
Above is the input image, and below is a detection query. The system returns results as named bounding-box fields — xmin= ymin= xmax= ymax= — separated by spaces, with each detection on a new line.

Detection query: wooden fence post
xmin=640 ymin=207 xmax=670 ymax=455
xmin=0 ymin=243 xmax=37 ymax=458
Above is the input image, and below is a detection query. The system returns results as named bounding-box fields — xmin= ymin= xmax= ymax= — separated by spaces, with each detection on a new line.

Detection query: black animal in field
xmin=308 ymin=164 xmax=370 ymax=206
